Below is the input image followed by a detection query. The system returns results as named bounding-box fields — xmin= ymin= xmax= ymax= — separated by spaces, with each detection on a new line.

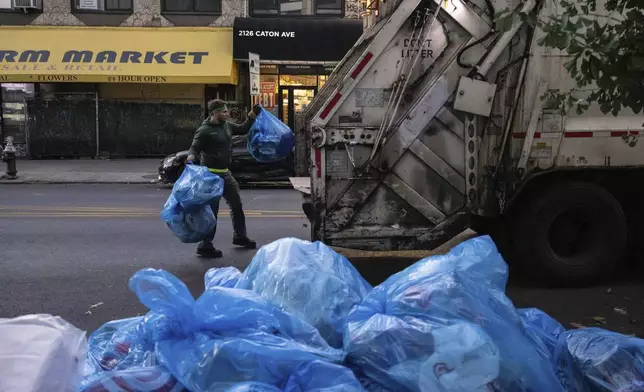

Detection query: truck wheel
xmin=510 ymin=182 xmax=626 ymax=285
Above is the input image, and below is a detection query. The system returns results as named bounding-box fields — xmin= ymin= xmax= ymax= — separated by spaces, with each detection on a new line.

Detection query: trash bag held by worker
xmin=172 ymin=164 xmax=224 ymax=211
xmin=129 ymin=269 xmax=345 ymax=391
xmin=205 ymin=266 xmax=242 ymax=290
xmin=161 ymin=194 xmax=217 ymax=243
xmin=235 ymin=238 xmax=372 ymax=348
xmin=518 ymin=308 xmax=566 ymax=362
xmin=554 ymin=327 xmax=644 ymax=392
xmin=247 ymin=105 xmax=295 ymax=163
xmin=344 ymin=235 xmax=565 ymax=392
xmin=0 ymin=314 xmax=87 ymax=392
xmin=160 ymin=164 xmax=223 ymax=243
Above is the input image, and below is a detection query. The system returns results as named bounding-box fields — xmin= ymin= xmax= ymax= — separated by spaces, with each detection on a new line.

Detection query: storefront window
xmin=1 ymin=83 xmax=34 ymax=157
xmin=292 ymin=88 xmax=315 ymax=113
xmin=279 ymin=75 xmax=317 ymax=87
xmin=318 ymin=75 xmax=328 ymax=89
xmin=252 ymin=75 xmax=279 ymax=117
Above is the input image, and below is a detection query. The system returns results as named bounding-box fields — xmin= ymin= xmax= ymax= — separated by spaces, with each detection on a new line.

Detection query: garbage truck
xmin=289 ymin=0 xmax=644 ymax=285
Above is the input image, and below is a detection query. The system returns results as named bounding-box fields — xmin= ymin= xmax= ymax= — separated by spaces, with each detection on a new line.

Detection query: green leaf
xmin=590 ymin=56 xmax=601 ymax=80
xmin=631 ymin=56 xmax=644 ymax=71
xmin=568 ymin=39 xmax=584 ymax=54
xmin=600 ymin=103 xmax=612 ymax=114
xmin=495 ymin=14 xmax=515 ymax=32
xmin=564 ymin=58 xmax=578 ymax=72
xmin=632 ymin=102 xmax=643 ymax=115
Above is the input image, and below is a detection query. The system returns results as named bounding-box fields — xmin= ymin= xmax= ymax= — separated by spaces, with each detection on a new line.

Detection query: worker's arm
xmin=187 ymin=128 xmax=205 ymax=162
xmin=229 ymin=110 xmax=257 ymax=135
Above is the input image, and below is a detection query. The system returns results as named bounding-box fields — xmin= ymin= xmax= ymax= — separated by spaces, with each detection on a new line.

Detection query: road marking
xmin=0 ymin=206 xmax=302 ymax=215
xmin=0 ymin=214 xmax=305 ymax=219
xmin=0 ymin=211 xmax=306 ymax=219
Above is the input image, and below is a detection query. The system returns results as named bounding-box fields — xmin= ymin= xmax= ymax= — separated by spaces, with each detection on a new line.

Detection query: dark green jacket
xmin=188 ymin=117 xmax=254 ymax=170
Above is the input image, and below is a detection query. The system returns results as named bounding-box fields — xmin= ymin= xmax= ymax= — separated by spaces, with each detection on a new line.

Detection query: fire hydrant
xmin=2 ymin=136 xmax=18 ymax=180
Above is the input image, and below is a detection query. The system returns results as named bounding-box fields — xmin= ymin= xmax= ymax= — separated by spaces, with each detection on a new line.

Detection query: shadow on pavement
xmin=350 ymin=256 xmax=644 ymax=338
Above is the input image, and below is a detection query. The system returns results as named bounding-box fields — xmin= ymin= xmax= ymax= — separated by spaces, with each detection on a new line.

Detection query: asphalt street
xmin=1 ymin=184 xmax=643 ymax=337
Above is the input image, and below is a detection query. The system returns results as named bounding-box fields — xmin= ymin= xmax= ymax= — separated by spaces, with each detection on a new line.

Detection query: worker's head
xmin=208 ymin=99 xmax=229 ymax=123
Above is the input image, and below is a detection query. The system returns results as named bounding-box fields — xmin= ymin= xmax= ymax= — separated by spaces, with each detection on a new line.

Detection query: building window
xmin=250 ymin=0 xmax=342 ymax=16
xmin=74 ymin=0 xmax=132 ymax=12
xmin=251 ymin=0 xmax=303 ymax=15
xmin=162 ymin=0 xmax=221 ymax=14
xmin=314 ymin=0 xmax=341 ymax=15
xmin=1 ymin=0 xmax=43 ymax=11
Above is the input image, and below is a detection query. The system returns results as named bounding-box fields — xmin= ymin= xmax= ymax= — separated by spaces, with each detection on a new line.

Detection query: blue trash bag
xmin=160 ymin=164 xmax=223 ymax=243
xmin=129 ymin=268 xmax=344 ymax=392
xmin=205 ymin=266 xmax=242 ymax=290
xmin=85 ymin=316 xmax=153 ymax=375
xmin=344 ymin=235 xmax=565 ymax=392
xmin=554 ymin=327 xmax=644 ymax=392
xmin=80 ymin=350 xmax=186 ymax=392
xmin=247 ymin=107 xmax=295 ymax=163
xmin=283 ymin=360 xmax=366 ymax=392
xmin=235 ymin=238 xmax=372 ymax=348
xmin=217 ymin=361 xmax=366 ymax=392
xmin=518 ymin=308 xmax=566 ymax=362
xmin=161 ymin=194 xmax=217 ymax=243
xmin=172 ymin=164 xmax=224 ymax=211
xmin=225 ymin=382 xmax=283 ymax=392
xmin=80 ymin=366 xmax=186 ymax=392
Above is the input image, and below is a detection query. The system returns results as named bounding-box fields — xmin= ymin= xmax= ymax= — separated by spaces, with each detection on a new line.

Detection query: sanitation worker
xmin=187 ymin=99 xmax=258 ymax=258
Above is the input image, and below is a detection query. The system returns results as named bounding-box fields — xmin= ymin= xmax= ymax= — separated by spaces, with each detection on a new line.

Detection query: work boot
xmin=233 ymin=236 xmax=257 ymax=249
xmin=197 ymin=243 xmax=223 ymax=258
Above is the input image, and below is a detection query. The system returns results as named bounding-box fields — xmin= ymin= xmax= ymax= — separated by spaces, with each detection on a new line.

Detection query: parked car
xmin=158 ymin=135 xmax=294 ymax=184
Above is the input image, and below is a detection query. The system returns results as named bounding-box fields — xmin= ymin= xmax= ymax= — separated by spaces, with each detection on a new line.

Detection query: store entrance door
xmin=278 ymin=86 xmax=317 ymax=130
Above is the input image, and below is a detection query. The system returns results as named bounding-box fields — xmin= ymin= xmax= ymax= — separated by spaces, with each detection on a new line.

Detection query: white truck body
xmin=293 ymin=0 xmax=644 ymax=282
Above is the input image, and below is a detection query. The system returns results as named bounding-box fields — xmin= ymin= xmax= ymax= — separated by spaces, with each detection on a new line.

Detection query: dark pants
xmin=199 ymin=170 xmax=247 ymax=249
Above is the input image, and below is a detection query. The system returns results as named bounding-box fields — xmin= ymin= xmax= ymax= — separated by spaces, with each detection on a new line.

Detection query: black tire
xmin=510 ymin=182 xmax=627 ymax=285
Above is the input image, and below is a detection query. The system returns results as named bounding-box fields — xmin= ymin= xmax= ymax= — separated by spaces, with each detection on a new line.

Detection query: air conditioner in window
xmin=13 ymin=0 xmax=41 ymax=9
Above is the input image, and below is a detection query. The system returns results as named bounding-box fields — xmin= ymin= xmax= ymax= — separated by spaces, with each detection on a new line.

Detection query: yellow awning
xmin=0 ymin=26 xmax=237 ymax=84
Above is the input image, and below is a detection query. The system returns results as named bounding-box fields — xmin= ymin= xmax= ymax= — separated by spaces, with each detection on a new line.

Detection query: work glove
xmin=248 ymin=104 xmax=262 ymax=120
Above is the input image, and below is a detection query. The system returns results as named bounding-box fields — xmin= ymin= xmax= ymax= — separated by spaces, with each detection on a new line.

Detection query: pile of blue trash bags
xmin=79 ymin=236 xmax=644 ymax=392
xmin=247 ymin=106 xmax=295 ymax=164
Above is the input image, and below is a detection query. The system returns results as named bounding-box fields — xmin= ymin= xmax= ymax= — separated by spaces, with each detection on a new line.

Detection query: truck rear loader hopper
xmin=290 ymin=0 xmax=644 ymax=285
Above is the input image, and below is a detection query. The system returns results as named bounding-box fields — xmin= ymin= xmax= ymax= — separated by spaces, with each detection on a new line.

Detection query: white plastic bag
xmin=0 ymin=314 xmax=87 ymax=392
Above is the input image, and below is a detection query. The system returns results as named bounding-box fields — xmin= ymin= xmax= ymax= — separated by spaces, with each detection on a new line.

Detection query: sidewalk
xmin=0 ymin=159 xmax=160 ymax=184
